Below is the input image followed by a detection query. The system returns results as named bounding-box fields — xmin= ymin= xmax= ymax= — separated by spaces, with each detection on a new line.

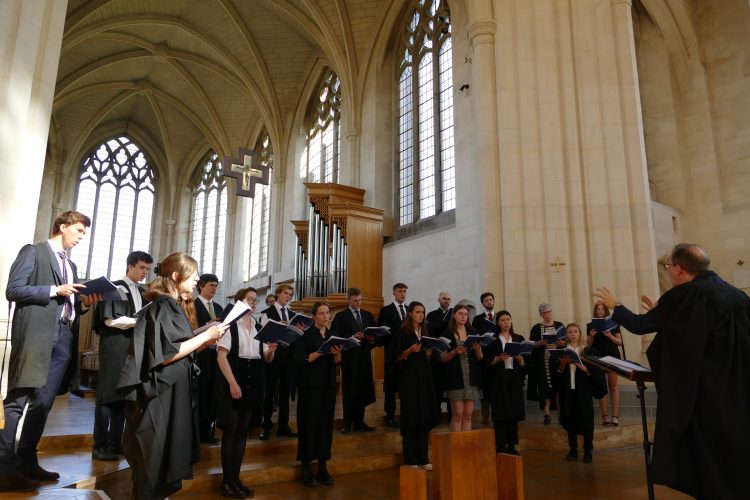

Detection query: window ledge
xmin=385 ymin=210 xmax=455 ymax=244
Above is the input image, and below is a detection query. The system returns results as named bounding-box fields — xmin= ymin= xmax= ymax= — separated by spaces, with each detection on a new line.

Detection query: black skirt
xmin=232 ymin=358 xmax=265 ymax=411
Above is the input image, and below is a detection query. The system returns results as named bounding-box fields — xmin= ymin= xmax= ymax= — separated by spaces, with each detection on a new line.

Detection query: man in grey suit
xmin=0 ymin=211 xmax=102 ymax=492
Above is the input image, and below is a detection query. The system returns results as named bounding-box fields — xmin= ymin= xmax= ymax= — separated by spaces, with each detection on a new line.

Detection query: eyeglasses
xmin=245 ymin=297 xmax=258 ymax=303
xmin=663 ymin=263 xmax=675 ymax=271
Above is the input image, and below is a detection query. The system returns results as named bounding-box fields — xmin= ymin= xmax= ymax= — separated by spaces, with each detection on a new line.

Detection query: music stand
xmin=584 ymin=355 xmax=655 ymax=500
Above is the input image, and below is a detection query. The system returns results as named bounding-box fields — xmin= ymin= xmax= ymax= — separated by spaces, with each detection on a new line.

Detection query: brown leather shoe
xmin=0 ymin=471 xmax=40 ymax=491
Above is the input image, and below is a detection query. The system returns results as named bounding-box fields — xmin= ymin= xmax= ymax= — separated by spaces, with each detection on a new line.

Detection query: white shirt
xmin=393 ymin=301 xmax=407 ymax=320
xmin=197 ymin=295 xmax=216 ymax=317
xmin=261 ymin=301 xmax=291 ymax=326
xmin=219 ymin=315 xmax=261 ymax=359
xmin=104 ymin=276 xmax=142 ymax=330
xmin=499 ymin=334 xmax=514 ymax=369
xmin=48 ymin=239 xmax=75 ymax=322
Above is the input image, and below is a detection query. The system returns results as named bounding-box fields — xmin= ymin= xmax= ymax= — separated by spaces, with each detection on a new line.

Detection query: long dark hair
xmin=495 ymin=309 xmax=516 ymax=336
xmin=403 ymin=301 xmax=425 ymax=333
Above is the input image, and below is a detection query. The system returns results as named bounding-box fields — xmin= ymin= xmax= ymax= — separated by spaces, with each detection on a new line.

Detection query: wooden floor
xmin=0 ymin=390 xmax=692 ymax=499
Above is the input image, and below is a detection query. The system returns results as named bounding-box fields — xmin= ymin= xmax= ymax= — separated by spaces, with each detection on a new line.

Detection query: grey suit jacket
xmin=5 ymin=241 xmax=81 ymax=391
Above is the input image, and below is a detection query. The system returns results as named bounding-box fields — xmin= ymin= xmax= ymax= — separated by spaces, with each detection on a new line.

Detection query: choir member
xmin=216 ymin=287 xmax=277 ymax=498
xmin=484 ymin=311 xmax=526 ymax=454
xmin=377 ymin=282 xmax=409 ymax=428
xmin=528 ymin=303 xmax=565 ymax=424
xmin=551 ymin=323 xmax=598 ymax=463
xmin=441 ymin=304 xmax=483 ymax=432
xmin=471 ymin=292 xmax=496 ymax=424
xmin=586 ymin=302 xmax=623 ymax=426
xmin=395 ymin=301 xmax=439 ymax=469
xmin=118 ymin=252 xmax=228 ymax=499
xmin=293 ymin=301 xmax=341 ymax=487
xmin=425 ymin=292 xmax=452 ymax=421
xmin=194 ymin=273 xmax=224 ymax=444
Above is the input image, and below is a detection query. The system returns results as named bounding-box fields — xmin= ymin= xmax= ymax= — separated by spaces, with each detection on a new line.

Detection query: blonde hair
xmin=145 ymin=252 xmax=199 ymax=328
xmin=565 ymin=323 xmax=584 ymax=352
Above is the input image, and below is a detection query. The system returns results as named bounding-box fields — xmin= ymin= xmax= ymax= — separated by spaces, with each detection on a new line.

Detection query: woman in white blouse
xmin=216 ymin=287 xmax=277 ymax=497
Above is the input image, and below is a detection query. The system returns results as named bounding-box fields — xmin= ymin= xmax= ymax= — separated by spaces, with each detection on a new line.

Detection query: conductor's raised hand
xmin=641 ymin=295 xmax=657 ymax=312
xmin=594 ymin=286 xmax=618 ymax=310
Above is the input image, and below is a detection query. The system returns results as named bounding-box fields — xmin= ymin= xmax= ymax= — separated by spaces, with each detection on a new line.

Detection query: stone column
xmin=467 ymin=19 xmax=504 ymax=304
xmin=0 ymin=0 xmax=68 ymax=322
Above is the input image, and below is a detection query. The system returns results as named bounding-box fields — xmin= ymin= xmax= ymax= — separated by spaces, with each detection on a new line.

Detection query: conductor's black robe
xmin=118 ymin=294 xmax=200 ymax=500
xmin=613 ymin=270 xmax=750 ymax=499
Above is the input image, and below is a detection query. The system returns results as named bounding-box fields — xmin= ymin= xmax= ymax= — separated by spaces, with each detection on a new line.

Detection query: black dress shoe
xmin=201 ymin=436 xmax=219 ymax=444
xmin=70 ymin=389 xmax=86 ymax=398
xmin=354 ymin=422 xmax=375 ymax=432
xmin=259 ymin=430 xmax=271 ymax=441
xmin=219 ymin=481 xmax=245 ymax=498
xmin=316 ymin=472 xmax=335 ymax=486
xmin=277 ymin=428 xmax=297 ymax=438
xmin=0 ymin=472 xmax=40 ymax=492
xmin=583 ymin=451 xmax=593 ymax=463
xmin=386 ymin=418 xmax=399 ymax=428
xmin=18 ymin=463 xmax=59 ymax=482
xmin=300 ymin=464 xmax=316 ymax=487
xmin=235 ymin=481 xmax=254 ymax=497
xmin=566 ymin=448 xmax=578 ymax=461
xmin=341 ymin=423 xmax=352 ymax=434
xmin=92 ymin=448 xmax=119 ymax=461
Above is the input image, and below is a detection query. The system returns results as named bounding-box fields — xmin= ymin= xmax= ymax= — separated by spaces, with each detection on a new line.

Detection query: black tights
xmin=221 ymin=409 xmax=252 ymax=485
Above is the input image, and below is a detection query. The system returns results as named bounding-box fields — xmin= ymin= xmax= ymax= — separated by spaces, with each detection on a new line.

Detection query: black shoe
xmin=566 ymin=448 xmax=578 ymax=461
xmin=259 ymin=430 xmax=271 ymax=441
xmin=386 ymin=418 xmax=399 ymax=428
xmin=219 ymin=481 xmax=245 ymax=498
xmin=354 ymin=422 xmax=375 ymax=432
xmin=236 ymin=481 xmax=254 ymax=497
xmin=92 ymin=448 xmax=119 ymax=461
xmin=110 ymin=445 xmax=123 ymax=455
xmin=506 ymin=448 xmax=521 ymax=456
xmin=277 ymin=427 xmax=298 ymax=438
xmin=18 ymin=463 xmax=60 ymax=482
xmin=583 ymin=451 xmax=593 ymax=463
xmin=201 ymin=436 xmax=219 ymax=444
xmin=316 ymin=462 xmax=334 ymax=485
xmin=70 ymin=389 xmax=86 ymax=398
xmin=300 ymin=464 xmax=316 ymax=487
xmin=543 ymin=415 xmax=551 ymax=425
xmin=341 ymin=422 xmax=352 ymax=434
xmin=0 ymin=472 xmax=40 ymax=492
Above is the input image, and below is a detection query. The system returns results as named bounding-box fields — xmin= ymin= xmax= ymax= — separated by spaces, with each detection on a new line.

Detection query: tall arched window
xmin=304 ymin=70 xmax=341 ymax=183
xmin=244 ymin=130 xmax=273 ymax=280
xmin=72 ymin=135 xmax=155 ymax=279
xmin=397 ymin=0 xmax=454 ymax=226
xmin=190 ymin=151 xmax=227 ymax=280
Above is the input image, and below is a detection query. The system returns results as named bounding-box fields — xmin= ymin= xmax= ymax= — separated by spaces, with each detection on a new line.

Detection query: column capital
xmin=467 ymin=20 xmax=496 ymax=47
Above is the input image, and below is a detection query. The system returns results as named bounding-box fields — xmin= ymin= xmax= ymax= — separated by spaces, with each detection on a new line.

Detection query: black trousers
xmin=262 ymin=355 xmax=291 ymax=430
xmin=493 ymin=420 xmax=519 ymax=452
xmin=0 ymin=324 xmax=72 ymax=474
xmin=93 ymin=401 xmax=125 ymax=451
xmin=567 ymin=429 xmax=593 ymax=451
xmin=401 ymin=425 xmax=429 ymax=466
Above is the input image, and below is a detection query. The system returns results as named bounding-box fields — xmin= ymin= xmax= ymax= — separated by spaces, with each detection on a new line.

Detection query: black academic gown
xmin=550 ymin=349 xmax=597 ymax=437
xmin=394 ymin=328 xmax=438 ymax=431
xmin=527 ymin=321 xmax=564 ymax=410
xmin=293 ymin=326 xmax=337 ymax=463
xmin=426 ymin=308 xmax=450 ymax=402
xmin=118 ymin=295 xmax=200 ymax=500
xmin=194 ymin=298 xmax=224 ymax=426
xmin=613 ymin=271 xmax=750 ymax=499
xmin=331 ymin=308 xmax=377 ymax=411
xmin=92 ymin=280 xmax=144 ymax=404
xmin=484 ymin=333 xmax=527 ymax=423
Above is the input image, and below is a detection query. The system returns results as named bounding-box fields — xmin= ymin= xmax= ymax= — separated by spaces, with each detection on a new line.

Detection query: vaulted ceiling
xmin=51 ymin=0 xmax=407 ymax=182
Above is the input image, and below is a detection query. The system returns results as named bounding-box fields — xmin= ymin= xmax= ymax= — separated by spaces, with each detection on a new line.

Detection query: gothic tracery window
xmin=244 ymin=130 xmax=273 ymax=280
xmin=190 ymin=151 xmax=227 ymax=281
xmin=72 ymin=135 xmax=155 ymax=279
xmin=304 ymin=70 xmax=341 ymax=183
xmin=398 ymin=0 xmax=455 ymax=226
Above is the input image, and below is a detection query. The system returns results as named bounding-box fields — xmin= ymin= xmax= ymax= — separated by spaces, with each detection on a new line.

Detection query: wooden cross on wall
xmin=222 ymin=148 xmax=270 ymax=198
